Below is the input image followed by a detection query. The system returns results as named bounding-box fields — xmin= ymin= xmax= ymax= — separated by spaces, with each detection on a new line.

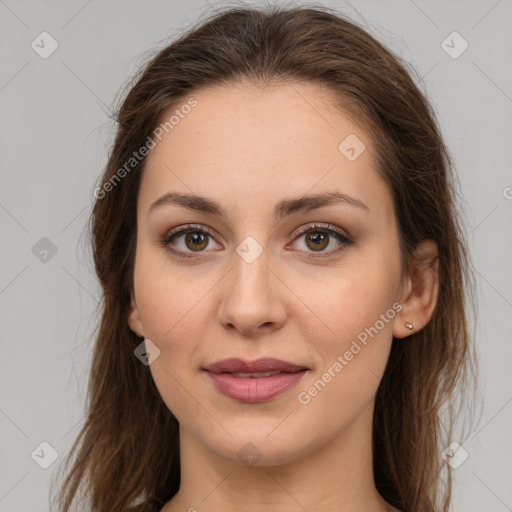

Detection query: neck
xmin=162 ymin=400 xmax=396 ymax=512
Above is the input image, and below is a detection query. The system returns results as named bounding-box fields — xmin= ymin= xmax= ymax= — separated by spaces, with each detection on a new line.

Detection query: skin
xmin=127 ymin=80 xmax=439 ymax=512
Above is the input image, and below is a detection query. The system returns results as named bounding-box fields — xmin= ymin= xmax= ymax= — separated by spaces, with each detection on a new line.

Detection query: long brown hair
xmin=53 ymin=3 xmax=479 ymax=511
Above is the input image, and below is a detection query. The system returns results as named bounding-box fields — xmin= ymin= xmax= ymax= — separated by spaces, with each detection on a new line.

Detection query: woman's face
xmin=128 ymin=80 xmax=407 ymax=466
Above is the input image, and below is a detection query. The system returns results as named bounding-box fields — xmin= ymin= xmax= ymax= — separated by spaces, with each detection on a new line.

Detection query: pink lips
xmin=203 ymin=357 xmax=309 ymax=403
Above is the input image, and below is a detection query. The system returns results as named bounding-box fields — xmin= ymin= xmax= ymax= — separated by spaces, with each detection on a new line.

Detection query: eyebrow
xmin=148 ymin=190 xmax=370 ymax=220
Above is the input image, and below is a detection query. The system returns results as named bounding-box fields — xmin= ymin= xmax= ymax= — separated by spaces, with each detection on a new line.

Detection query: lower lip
xmin=204 ymin=370 xmax=307 ymax=403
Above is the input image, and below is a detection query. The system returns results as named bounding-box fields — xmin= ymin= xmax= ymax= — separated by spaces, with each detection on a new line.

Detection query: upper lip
xmin=204 ymin=357 xmax=309 ymax=374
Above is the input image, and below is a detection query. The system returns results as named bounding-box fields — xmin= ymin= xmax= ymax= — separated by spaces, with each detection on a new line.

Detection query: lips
xmin=203 ymin=357 xmax=309 ymax=374
xmin=203 ymin=357 xmax=309 ymax=402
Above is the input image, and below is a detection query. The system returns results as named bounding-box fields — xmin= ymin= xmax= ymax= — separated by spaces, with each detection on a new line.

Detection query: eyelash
xmin=160 ymin=222 xmax=354 ymax=259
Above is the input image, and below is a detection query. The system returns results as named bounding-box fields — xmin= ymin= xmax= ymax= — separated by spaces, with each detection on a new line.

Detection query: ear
xmin=393 ymin=239 xmax=439 ymax=339
xmin=127 ymin=291 xmax=144 ymax=338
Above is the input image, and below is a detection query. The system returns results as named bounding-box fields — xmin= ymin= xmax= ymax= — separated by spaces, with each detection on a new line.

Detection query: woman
xmin=54 ymin=4 xmax=478 ymax=512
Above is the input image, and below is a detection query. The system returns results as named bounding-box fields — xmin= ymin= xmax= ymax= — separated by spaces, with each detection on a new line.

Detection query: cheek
xmin=133 ymin=243 xmax=215 ymax=340
xmin=133 ymin=249 xmax=217 ymax=417
xmin=137 ymin=287 xmax=208 ymax=424
xmin=295 ymin=280 xmax=398 ymax=431
xmin=299 ymin=248 xmax=400 ymax=401
xmin=301 ymin=253 xmax=399 ymax=349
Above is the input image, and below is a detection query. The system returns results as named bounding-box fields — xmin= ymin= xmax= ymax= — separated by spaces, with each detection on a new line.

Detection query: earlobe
xmin=127 ymin=293 xmax=144 ymax=338
xmin=393 ymin=239 xmax=439 ymax=339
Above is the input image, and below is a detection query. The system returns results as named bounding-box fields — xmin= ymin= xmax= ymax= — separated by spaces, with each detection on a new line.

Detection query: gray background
xmin=0 ymin=0 xmax=511 ymax=510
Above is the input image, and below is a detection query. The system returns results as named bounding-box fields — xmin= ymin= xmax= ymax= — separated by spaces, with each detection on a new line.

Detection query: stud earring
xmin=405 ymin=322 xmax=414 ymax=330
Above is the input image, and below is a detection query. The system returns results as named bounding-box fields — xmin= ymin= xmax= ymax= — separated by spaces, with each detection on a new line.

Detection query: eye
xmin=288 ymin=222 xmax=354 ymax=258
xmin=161 ymin=222 xmax=353 ymax=259
xmin=161 ymin=224 xmax=220 ymax=258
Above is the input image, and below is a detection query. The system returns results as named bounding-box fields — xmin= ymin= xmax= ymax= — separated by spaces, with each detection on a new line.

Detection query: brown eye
xmin=290 ymin=223 xmax=354 ymax=258
xmin=162 ymin=222 xmax=353 ymax=260
xmin=304 ymin=231 xmax=329 ymax=251
xmin=161 ymin=224 xmax=219 ymax=258
xmin=184 ymin=232 xmax=209 ymax=251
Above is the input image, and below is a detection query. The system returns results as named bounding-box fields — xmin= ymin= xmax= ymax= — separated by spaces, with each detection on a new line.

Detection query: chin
xmin=202 ymin=429 xmax=309 ymax=468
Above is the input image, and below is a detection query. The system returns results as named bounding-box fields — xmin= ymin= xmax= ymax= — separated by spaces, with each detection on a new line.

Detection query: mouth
xmin=225 ymin=370 xmax=290 ymax=378
xmin=203 ymin=357 xmax=309 ymax=374
xmin=202 ymin=357 xmax=309 ymax=403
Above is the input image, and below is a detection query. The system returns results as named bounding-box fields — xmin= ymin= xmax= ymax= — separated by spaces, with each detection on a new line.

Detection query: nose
xmin=217 ymin=245 xmax=287 ymax=337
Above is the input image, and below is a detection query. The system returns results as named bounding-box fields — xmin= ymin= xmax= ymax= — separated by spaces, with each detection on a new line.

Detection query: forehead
xmin=153 ymin=80 xmax=367 ymax=163
xmin=139 ymin=80 xmax=392 ymax=220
